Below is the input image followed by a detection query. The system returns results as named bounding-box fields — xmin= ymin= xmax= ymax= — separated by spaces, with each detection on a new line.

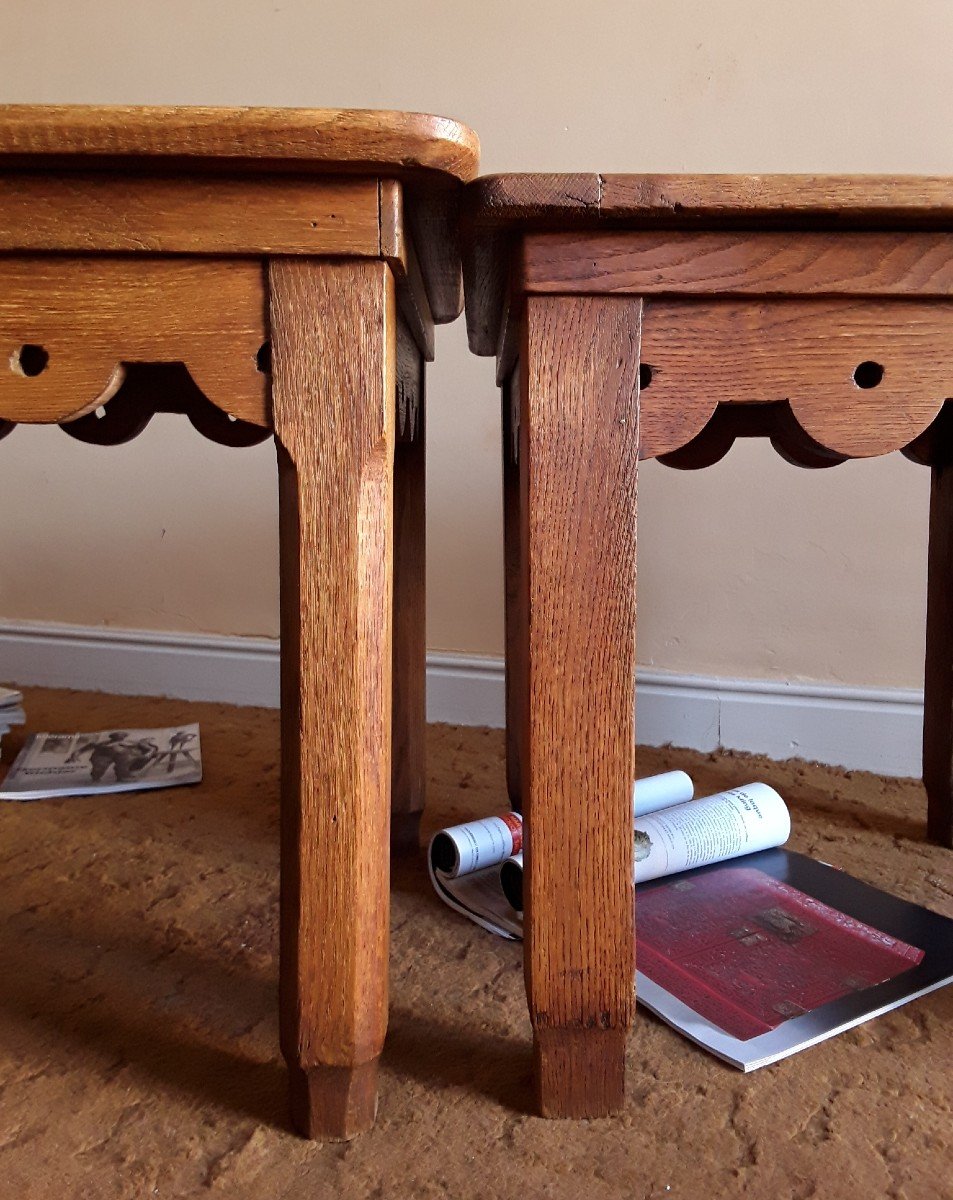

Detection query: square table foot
xmin=533 ymin=1027 xmax=627 ymax=1119
xmin=288 ymin=1060 xmax=380 ymax=1141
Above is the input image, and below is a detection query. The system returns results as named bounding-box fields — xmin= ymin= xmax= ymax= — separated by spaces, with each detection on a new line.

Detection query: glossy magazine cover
xmin=636 ymin=849 xmax=953 ymax=1069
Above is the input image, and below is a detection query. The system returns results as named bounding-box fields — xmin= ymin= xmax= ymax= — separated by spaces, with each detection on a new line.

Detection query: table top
xmin=466 ymin=173 xmax=953 ymax=225
xmin=0 ymin=105 xmax=480 ymax=182
xmin=463 ymin=173 xmax=953 ymax=354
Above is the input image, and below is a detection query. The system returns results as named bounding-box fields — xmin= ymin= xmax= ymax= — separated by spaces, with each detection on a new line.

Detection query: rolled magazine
xmin=428 ymin=770 xmax=694 ymax=939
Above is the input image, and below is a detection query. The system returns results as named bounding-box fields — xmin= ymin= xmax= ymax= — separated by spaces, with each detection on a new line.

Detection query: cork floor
xmin=0 ymin=686 xmax=950 ymax=1199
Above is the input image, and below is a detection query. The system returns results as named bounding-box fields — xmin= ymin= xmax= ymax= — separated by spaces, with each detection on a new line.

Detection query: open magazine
xmin=0 ymin=725 xmax=202 ymax=800
xmin=429 ymin=773 xmax=778 ymax=939
xmin=429 ymin=774 xmax=953 ymax=1069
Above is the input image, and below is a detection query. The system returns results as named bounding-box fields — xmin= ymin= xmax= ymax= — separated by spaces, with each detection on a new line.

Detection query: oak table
xmin=463 ymin=173 xmax=953 ymax=1120
xmin=0 ymin=105 xmax=479 ymax=1140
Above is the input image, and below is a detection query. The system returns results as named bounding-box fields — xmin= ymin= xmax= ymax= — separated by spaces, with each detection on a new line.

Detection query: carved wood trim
xmin=656 ymin=401 xmax=848 ymax=470
xmin=902 ymin=399 xmax=953 ymax=466
xmin=638 ymin=298 xmax=953 ymax=459
xmin=0 ymin=255 xmax=270 ymax=428
xmin=57 ymin=363 xmax=271 ymax=447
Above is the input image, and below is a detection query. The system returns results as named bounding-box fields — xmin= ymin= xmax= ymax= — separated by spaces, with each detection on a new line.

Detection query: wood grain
xmin=395 ymin=237 xmax=436 ymax=362
xmin=0 ymin=106 xmax=476 ymax=325
xmin=271 ymin=258 xmax=395 ymax=1139
xmin=0 ymin=172 xmax=381 ymax=256
xmin=469 ymin=172 xmax=953 ymax=227
xmin=924 ymin=451 xmax=953 ymax=848
xmin=0 ymin=255 xmax=268 ymax=426
xmin=599 ymin=174 xmax=953 ymax=223
xmin=463 ymin=173 xmax=953 ymax=354
xmin=463 ymin=225 xmax=511 ymax=356
xmin=383 ymin=176 xmax=468 ymax=324
xmin=379 ymin=178 xmax=406 ymax=265
xmin=657 ymin=401 xmax=847 ymax=472
xmin=495 ymin=285 xmax=522 ymax=386
xmin=46 ymin=361 xmax=273 ymax=448
xmin=391 ymin=318 xmax=427 ymax=854
xmin=520 ymin=295 xmax=640 ymax=1118
xmin=638 ymin=299 xmax=953 ymax=459
xmin=501 ymin=367 xmax=525 ymax=810
xmin=0 ymin=105 xmax=480 ymax=181
xmin=379 ymin=181 xmax=436 ymax=361
xmin=522 ymin=230 xmax=953 ymax=298
xmin=463 ymin=174 xmax=600 ymax=353
xmin=406 ymin=181 xmax=466 ymax=324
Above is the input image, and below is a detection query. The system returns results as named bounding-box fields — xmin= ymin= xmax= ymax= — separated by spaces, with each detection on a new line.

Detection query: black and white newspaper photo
xmin=0 ymin=724 xmax=202 ymax=800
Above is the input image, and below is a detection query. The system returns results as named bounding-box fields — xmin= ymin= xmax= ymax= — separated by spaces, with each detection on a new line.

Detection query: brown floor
xmin=0 ymin=687 xmax=950 ymax=1199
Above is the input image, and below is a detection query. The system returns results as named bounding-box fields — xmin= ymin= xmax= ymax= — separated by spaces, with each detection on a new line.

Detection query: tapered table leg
xmin=391 ymin=318 xmax=427 ymax=854
xmin=924 ymin=459 xmax=953 ymax=847
xmin=520 ymin=295 xmax=642 ymax=1118
xmin=271 ymin=258 xmax=395 ymax=1139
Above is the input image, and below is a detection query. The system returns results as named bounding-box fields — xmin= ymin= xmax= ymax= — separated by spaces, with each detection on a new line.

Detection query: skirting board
xmin=0 ymin=619 xmax=923 ymax=778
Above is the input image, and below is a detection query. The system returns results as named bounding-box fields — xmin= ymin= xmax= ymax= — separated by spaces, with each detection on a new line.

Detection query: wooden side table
xmin=463 ymin=173 xmax=953 ymax=1120
xmin=0 ymin=105 xmax=479 ymax=1140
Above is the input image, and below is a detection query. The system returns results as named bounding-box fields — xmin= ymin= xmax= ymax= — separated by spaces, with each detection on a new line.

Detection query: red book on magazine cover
xmin=637 ymin=866 xmax=924 ymax=1040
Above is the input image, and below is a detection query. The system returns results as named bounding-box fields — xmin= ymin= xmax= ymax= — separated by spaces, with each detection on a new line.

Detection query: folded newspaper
xmin=0 ymin=686 xmax=26 ymax=747
xmin=429 ymin=772 xmax=953 ymax=1070
xmin=0 ymin=725 xmax=202 ymax=800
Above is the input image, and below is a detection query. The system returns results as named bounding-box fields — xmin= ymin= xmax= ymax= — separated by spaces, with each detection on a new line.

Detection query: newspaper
xmin=0 ymin=707 xmax=26 ymax=734
xmin=0 ymin=686 xmax=25 ymax=735
xmin=0 ymin=725 xmax=202 ymax=800
xmin=428 ymin=770 xmax=695 ymax=940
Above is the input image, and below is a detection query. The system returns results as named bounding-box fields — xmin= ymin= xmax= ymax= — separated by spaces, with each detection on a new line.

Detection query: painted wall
xmin=1 ymin=0 xmax=950 ymax=688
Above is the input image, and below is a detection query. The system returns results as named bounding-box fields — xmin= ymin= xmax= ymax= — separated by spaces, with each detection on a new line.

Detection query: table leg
xmin=520 ymin=295 xmax=641 ymax=1117
xmin=271 ymin=258 xmax=395 ymax=1139
xmin=502 ymin=370 xmax=525 ymax=811
xmin=391 ymin=318 xmax=427 ymax=854
xmin=924 ymin=459 xmax=953 ymax=848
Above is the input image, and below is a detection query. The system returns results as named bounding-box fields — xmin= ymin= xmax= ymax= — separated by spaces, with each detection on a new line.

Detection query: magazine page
xmin=429 ymin=771 xmax=694 ymax=936
xmin=429 ymin=861 xmax=525 ymax=940
xmin=633 ymin=770 xmax=694 ymax=815
xmin=0 ymin=725 xmax=202 ymax=800
xmin=634 ymin=783 xmax=789 ymax=884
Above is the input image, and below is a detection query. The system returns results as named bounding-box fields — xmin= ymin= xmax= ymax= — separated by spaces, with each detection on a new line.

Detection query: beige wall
xmin=2 ymin=0 xmax=951 ymax=688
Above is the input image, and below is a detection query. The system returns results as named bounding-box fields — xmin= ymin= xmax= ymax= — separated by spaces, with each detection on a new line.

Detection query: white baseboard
xmin=0 ymin=620 xmax=282 ymax=708
xmin=0 ymin=619 xmax=924 ymax=778
xmin=632 ymin=671 xmax=922 ymax=779
xmin=426 ymin=652 xmax=506 ymax=727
